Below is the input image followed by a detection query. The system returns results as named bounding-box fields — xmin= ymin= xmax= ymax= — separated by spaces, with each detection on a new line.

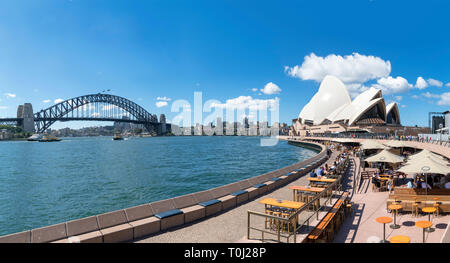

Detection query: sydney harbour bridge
xmin=0 ymin=94 xmax=170 ymax=135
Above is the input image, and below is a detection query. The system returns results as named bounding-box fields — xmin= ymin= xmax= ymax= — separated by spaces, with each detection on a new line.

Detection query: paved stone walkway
xmin=135 ymin=150 xmax=345 ymax=243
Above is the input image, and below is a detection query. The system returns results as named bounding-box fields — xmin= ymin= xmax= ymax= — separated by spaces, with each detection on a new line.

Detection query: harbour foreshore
xmin=0 ymin=139 xmax=329 ymax=243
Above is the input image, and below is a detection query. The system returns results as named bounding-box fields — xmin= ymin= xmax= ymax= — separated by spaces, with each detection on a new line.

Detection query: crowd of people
xmin=405 ymin=174 xmax=450 ymax=189
xmin=369 ymin=166 xmax=450 ymax=193
xmin=310 ymin=144 xmax=350 ymax=178
xmin=316 ymin=139 xmax=450 ymax=193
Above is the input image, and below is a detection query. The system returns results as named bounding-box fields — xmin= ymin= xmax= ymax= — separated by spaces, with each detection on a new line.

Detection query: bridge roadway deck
xmin=134 ymin=151 xmax=342 ymax=243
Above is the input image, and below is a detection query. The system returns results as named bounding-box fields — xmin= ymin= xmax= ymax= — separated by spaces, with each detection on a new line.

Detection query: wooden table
xmin=259 ymin=198 xmax=305 ymax=210
xmin=416 ymin=221 xmax=433 ymax=243
xmin=376 ymin=216 xmax=393 ymax=243
xmin=388 ymin=204 xmax=402 ymax=229
xmin=259 ymin=198 xmax=305 ymax=233
xmin=421 ymin=207 xmax=436 ymax=232
xmin=289 ymin=186 xmax=324 ymax=201
xmin=307 ymin=177 xmax=336 ymax=183
xmin=389 ymin=235 xmax=410 ymax=243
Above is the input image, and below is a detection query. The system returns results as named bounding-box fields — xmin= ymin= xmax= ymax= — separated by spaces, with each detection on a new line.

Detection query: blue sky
xmin=0 ymin=0 xmax=449 ymax=129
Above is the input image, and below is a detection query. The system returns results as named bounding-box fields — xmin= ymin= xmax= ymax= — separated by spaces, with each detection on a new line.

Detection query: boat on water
xmin=39 ymin=134 xmax=61 ymax=142
xmin=113 ymin=134 xmax=124 ymax=140
xmin=27 ymin=134 xmax=43 ymax=141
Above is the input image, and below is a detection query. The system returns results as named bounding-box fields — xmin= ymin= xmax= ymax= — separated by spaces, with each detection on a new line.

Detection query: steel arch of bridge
xmin=34 ymin=94 xmax=158 ymax=133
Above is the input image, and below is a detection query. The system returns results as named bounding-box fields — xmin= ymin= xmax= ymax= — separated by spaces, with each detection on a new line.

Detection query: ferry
xmin=27 ymin=134 xmax=43 ymax=141
xmin=39 ymin=134 xmax=61 ymax=142
xmin=113 ymin=134 xmax=124 ymax=140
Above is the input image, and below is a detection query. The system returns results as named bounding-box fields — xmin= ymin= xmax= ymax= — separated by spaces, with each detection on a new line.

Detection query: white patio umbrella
xmin=399 ymin=156 xmax=450 ymax=175
xmin=365 ymin=149 xmax=405 ymax=164
xmin=407 ymin=149 xmax=448 ymax=166
xmin=397 ymin=155 xmax=450 ymax=197
xmin=360 ymin=140 xmax=389 ymax=150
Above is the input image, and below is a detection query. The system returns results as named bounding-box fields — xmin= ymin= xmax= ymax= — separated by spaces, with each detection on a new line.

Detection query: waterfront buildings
xmin=174 ymin=121 xmax=289 ymax=136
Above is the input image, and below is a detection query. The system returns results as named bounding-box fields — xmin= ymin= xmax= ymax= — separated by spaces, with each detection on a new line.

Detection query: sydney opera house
xmin=290 ymin=75 xmax=428 ymax=136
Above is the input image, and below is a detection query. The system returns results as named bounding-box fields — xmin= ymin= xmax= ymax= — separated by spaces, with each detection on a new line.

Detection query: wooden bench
xmin=305 ymin=192 xmax=348 ymax=243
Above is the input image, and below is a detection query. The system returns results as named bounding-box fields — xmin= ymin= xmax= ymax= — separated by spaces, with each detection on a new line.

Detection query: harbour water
xmin=0 ymin=136 xmax=317 ymax=236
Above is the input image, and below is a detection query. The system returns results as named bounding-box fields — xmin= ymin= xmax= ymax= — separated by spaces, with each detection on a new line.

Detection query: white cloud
xmin=437 ymin=92 xmax=450 ymax=106
xmin=415 ymin=77 xmax=428 ymax=90
xmin=251 ymin=88 xmax=258 ymax=92
xmin=155 ymin=101 xmax=168 ymax=108
xmin=372 ymin=76 xmax=412 ymax=94
xmin=394 ymin=96 xmax=403 ymax=101
xmin=211 ymin=96 xmax=279 ymax=111
xmin=4 ymin=93 xmax=16 ymax=98
xmin=421 ymin=92 xmax=440 ymax=99
xmin=43 ymin=99 xmax=51 ymax=103
xmin=411 ymin=95 xmax=419 ymax=99
xmin=156 ymin=96 xmax=171 ymax=101
xmin=260 ymin=82 xmax=281 ymax=95
xmin=285 ymin=52 xmax=391 ymax=84
xmin=445 ymin=83 xmax=450 ymax=87
xmin=54 ymin=98 xmax=64 ymax=104
xmin=427 ymin=78 xmax=443 ymax=87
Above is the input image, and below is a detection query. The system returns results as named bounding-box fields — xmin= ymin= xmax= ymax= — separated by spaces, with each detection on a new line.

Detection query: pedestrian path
xmin=136 ymin=150 xmax=344 ymax=243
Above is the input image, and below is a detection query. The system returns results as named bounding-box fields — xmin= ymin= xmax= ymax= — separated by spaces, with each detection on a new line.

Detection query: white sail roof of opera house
xmin=298 ymin=75 xmax=352 ymax=125
xmin=386 ymin=102 xmax=401 ymax=125
xmin=298 ymin=75 xmax=400 ymax=126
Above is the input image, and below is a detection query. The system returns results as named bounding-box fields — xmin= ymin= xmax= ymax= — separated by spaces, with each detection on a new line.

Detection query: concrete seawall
xmin=0 ymin=140 xmax=327 ymax=243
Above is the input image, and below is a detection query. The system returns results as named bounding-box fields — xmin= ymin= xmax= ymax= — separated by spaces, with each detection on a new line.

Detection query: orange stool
xmin=433 ymin=197 xmax=440 ymax=217
xmin=411 ymin=198 xmax=419 ymax=217
xmin=388 ymin=204 xmax=402 ymax=229
xmin=376 ymin=216 xmax=393 ymax=243
xmin=389 ymin=235 xmax=410 ymax=243
xmin=422 ymin=207 xmax=436 ymax=233
xmin=416 ymin=221 xmax=432 ymax=243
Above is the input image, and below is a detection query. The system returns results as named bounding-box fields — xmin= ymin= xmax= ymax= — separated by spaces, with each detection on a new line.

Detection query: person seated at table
xmin=444 ymin=179 xmax=450 ymax=189
xmin=420 ymin=179 xmax=431 ymax=189
xmin=309 ymin=170 xmax=317 ymax=178
xmin=371 ymin=174 xmax=380 ymax=189
xmin=330 ymin=163 xmax=336 ymax=170
xmin=437 ymin=176 xmax=447 ymax=189
xmin=387 ymin=178 xmax=394 ymax=193
xmin=317 ymin=167 xmax=324 ymax=176
xmin=406 ymin=179 xmax=415 ymax=188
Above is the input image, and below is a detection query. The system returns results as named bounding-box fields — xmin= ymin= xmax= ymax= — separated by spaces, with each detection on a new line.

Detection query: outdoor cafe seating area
xmin=357 ymin=139 xmax=450 ymax=243
xmin=250 ymin=151 xmax=351 ymax=243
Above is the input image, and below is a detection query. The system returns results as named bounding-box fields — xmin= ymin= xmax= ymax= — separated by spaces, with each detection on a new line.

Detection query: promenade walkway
xmin=303 ymin=136 xmax=450 ymax=159
xmin=135 ymin=150 xmax=346 ymax=243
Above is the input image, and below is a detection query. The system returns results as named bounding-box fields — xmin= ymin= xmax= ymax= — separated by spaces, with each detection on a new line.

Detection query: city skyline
xmin=0 ymin=0 xmax=449 ymax=130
